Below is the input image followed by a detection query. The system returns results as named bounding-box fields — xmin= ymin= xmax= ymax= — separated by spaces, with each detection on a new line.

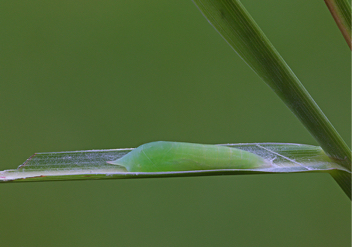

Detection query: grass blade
xmin=1 ymin=143 xmax=350 ymax=198
xmin=325 ymin=0 xmax=352 ymax=49
xmin=192 ymin=0 xmax=351 ymax=170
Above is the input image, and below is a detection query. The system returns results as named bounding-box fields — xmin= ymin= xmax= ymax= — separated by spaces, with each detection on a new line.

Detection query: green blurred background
xmin=1 ymin=0 xmax=350 ymax=246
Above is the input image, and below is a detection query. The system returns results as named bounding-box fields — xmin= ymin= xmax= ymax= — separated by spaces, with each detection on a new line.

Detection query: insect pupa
xmin=107 ymin=141 xmax=271 ymax=172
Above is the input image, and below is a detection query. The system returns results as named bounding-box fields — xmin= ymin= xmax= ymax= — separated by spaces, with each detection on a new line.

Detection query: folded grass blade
xmin=1 ymin=143 xmax=350 ymax=199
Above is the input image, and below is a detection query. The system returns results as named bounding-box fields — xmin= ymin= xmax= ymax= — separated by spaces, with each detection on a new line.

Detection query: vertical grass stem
xmin=192 ymin=0 xmax=351 ymax=170
xmin=325 ymin=0 xmax=352 ymax=50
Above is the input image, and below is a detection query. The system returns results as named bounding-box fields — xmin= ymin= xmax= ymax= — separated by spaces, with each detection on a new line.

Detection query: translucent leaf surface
xmin=1 ymin=143 xmax=348 ymax=182
xmin=2 ymin=143 xmax=350 ymax=198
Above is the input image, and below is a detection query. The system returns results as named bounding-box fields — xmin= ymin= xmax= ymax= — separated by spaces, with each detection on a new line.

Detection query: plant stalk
xmin=192 ymin=0 xmax=351 ymax=170
xmin=325 ymin=0 xmax=352 ymax=50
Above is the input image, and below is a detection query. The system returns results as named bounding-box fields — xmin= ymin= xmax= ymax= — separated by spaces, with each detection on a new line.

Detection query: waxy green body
xmin=108 ymin=141 xmax=270 ymax=172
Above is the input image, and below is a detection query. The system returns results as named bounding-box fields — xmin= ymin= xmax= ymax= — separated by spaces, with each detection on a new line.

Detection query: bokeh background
xmin=1 ymin=0 xmax=350 ymax=246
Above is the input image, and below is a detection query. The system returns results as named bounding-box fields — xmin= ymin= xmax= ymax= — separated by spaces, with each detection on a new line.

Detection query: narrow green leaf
xmin=1 ymin=143 xmax=350 ymax=198
xmin=325 ymin=0 xmax=352 ymax=49
xmin=192 ymin=0 xmax=351 ymax=170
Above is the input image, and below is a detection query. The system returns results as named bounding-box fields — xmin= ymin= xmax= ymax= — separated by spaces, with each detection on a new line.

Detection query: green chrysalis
xmin=107 ymin=141 xmax=271 ymax=172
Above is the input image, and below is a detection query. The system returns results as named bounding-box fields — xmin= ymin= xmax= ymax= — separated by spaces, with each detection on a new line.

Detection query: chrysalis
xmin=107 ymin=141 xmax=271 ymax=172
